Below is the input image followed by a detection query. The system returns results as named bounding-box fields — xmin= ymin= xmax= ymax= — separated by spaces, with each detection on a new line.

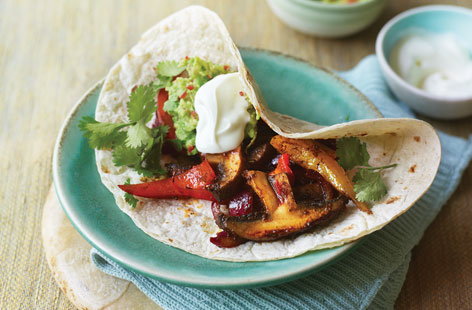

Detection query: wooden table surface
xmin=1 ymin=0 xmax=471 ymax=309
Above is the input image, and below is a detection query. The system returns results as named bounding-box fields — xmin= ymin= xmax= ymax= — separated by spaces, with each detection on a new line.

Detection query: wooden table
xmin=1 ymin=0 xmax=470 ymax=309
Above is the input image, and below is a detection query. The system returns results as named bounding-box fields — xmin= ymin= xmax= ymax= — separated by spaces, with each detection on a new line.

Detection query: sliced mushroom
xmin=220 ymin=171 xmax=347 ymax=241
xmin=270 ymin=135 xmax=371 ymax=214
xmin=247 ymin=143 xmax=277 ymax=171
xmin=205 ymin=146 xmax=245 ymax=202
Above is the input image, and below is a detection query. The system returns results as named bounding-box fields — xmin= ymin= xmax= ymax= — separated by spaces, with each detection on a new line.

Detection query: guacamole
xmin=161 ymin=57 xmax=258 ymax=154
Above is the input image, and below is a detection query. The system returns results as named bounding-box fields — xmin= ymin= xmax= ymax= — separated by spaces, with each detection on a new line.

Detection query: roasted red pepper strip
xmin=118 ymin=160 xmax=216 ymax=201
xmin=270 ymin=154 xmax=294 ymax=184
xmin=154 ymin=89 xmax=176 ymax=139
xmin=173 ymin=160 xmax=216 ymax=189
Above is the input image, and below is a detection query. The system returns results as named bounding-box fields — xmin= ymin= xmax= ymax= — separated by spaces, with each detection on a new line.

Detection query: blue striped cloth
xmin=91 ymin=56 xmax=472 ymax=309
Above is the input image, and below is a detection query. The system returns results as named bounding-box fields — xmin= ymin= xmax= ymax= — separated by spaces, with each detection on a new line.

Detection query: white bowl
xmin=267 ymin=0 xmax=386 ymax=38
xmin=376 ymin=5 xmax=472 ymax=120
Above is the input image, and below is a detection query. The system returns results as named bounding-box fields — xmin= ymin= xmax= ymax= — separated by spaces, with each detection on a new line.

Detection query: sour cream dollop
xmin=194 ymin=72 xmax=250 ymax=154
xmin=389 ymin=33 xmax=472 ymax=98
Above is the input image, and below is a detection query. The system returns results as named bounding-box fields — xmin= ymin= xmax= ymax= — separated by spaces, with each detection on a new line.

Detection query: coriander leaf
xmin=156 ymin=60 xmax=185 ymax=77
xmin=79 ymin=116 xmax=128 ymax=149
xmin=353 ymin=169 xmax=387 ymax=203
xmin=124 ymin=192 xmax=138 ymax=208
xmin=127 ymin=85 xmax=156 ymax=123
xmin=126 ymin=121 xmax=153 ymax=149
xmin=336 ymin=137 xmax=370 ymax=170
xmin=152 ymin=76 xmax=172 ymax=91
xmin=115 ymin=126 xmax=168 ymax=177
xmin=140 ymin=126 xmax=168 ymax=174
xmin=133 ymin=165 xmax=160 ymax=177
xmin=152 ymin=125 xmax=168 ymax=139
xmin=123 ymin=179 xmax=138 ymax=208
xmin=112 ymin=145 xmax=141 ymax=167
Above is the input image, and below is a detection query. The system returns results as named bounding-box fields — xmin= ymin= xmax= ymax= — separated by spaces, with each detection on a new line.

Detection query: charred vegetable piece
xmin=270 ymin=136 xmax=371 ymax=214
xmin=228 ymin=190 xmax=254 ymax=217
xmin=268 ymin=173 xmax=298 ymax=211
xmin=269 ymin=153 xmax=294 ymax=184
xmin=293 ymin=168 xmax=334 ymax=203
xmin=212 ymin=200 xmax=265 ymax=226
xmin=172 ymin=160 xmax=215 ymax=189
xmin=316 ymin=141 xmax=337 ymax=158
xmin=247 ymin=143 xmax=277 ymax=170
xmin=318 ymin=139 xmax=337 ymax=153
xmin=222 ymin=171 xmax=347 ymax=241
xmin=118 ymin=160 xmax=216 ymax=201
xmin=209 ymin=231 xmax=246 ymax=248
xmin=293 ymin=173 xmax=342 ymax=208
xmin=243 ymin=170 xmax=279 ymax=214
xmin=205 ymin=147 xmax=244 ymax=201
xmin=165 ymin=163 xmax=192 ymax=177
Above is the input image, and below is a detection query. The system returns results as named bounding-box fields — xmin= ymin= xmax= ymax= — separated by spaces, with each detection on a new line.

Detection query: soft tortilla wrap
xmin=95 ymin=6 xmax=441 ymax=261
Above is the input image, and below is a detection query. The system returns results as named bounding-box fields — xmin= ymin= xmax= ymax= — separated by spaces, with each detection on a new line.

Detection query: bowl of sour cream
xmin=376 ymin=5 xmax=472 ymax=119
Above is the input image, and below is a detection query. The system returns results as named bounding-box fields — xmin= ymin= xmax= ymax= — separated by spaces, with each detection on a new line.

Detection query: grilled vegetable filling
xmin=81 ymin=58 xmax=395 ymax=248
xmin=117 ymin=119 xmax=393 ymax=247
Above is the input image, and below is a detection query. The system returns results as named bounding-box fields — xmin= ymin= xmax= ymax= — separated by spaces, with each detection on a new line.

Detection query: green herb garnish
xmin=336 ymin=137 xmax=396 ymax=203
xmin=79 ymin=84 xmax=168 ymax=177
xmin=123 ymin=178 xmax=139 ymax=208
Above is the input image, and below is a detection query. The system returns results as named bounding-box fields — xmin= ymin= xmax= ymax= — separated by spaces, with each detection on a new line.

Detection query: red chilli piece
xmin=239 ymin=91 xmax=245 ymax=96
xmin=179 ymin=91 xmax=187 ymax=99
xmin=154 ymin=89 xmax=176 ymax=139
xmin=269 ymin=153 xmax=295 ymax=184
xmin=186 ymin=85 xmax=194 ymax=90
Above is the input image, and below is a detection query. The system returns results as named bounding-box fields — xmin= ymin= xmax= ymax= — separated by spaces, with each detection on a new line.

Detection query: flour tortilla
xmin=95 ymin=6 xmax=441 ymax=262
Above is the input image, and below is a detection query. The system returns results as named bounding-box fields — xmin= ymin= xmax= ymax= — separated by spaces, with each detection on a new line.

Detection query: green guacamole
xmin=161 ymin=57 xmax=258 ymax=154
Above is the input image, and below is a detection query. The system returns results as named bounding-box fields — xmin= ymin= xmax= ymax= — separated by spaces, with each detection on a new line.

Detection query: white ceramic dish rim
xmin=375 ymin=5 xmax=472 ymax=103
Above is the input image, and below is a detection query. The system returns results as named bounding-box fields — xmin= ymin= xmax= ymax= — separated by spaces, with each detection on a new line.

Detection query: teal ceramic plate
xmin=53 ymin=48 xmax=381 ymax=289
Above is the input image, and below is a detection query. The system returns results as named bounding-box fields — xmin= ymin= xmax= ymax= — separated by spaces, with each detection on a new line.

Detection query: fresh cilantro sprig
xmin=156 ymin=60 xmax=185 ymax=77
xmin=353 ymin=169 xmax=388 ymax=203
xmin=79 ymin=84 xmax=167 ymax=177
xmin=152 ymin=60 xmax=186 ymax=91
xmin=78 ymin=117 xmax=128 ymax=149
xmin=336 ymin=137 xmax=396 ymax=203
xmin=336 ymin=137 xmax=370 ymax=170
xmin=123 ymin=178 xmax=139 ymax=208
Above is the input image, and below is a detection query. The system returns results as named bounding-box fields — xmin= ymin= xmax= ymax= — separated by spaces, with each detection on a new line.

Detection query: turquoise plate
xmin=53 ymin=48 xmax=381 ymax=289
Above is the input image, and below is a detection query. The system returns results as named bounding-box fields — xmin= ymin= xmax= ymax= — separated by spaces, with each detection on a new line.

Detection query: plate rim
xmin=52 ymin=48 xmax=379 ymax=289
